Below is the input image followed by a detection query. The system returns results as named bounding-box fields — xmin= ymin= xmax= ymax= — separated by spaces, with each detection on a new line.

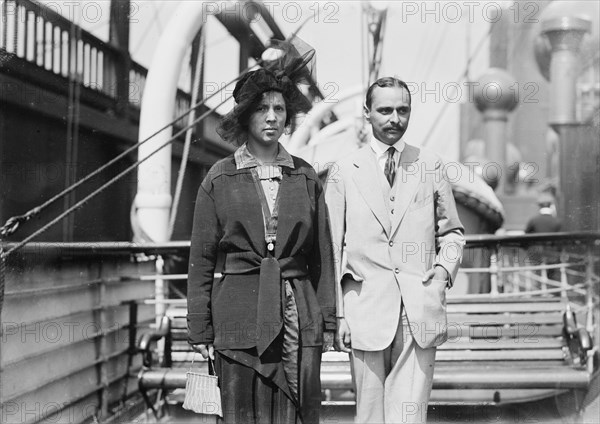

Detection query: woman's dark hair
xmin=365 ymin=77 xmax=412 ymax=109
xmin=217 ymin=42 xmax=315 ymax=146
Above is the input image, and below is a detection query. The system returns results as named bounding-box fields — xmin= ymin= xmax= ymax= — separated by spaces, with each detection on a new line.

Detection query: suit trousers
xmin=351 ymin=308 xmax=437 ymax=424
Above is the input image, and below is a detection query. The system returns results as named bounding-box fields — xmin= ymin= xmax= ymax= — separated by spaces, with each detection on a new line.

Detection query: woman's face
xmin=247 ymin=91 xmax=287 ymax=148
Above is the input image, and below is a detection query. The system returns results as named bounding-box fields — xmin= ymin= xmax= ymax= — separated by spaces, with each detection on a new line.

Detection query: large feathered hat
xmin=217 ymin=38 xmax=316 ymax=145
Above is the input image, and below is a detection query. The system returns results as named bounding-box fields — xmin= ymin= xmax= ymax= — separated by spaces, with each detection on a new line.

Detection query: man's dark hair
xmin=365 ymin=77 xmax=412 ymax=109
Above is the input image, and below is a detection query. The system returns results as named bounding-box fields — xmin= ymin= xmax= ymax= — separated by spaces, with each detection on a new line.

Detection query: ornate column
xmin=473 ymin=68 xmax=519 ymax=194
xmin=539 ymin=14 xmax=594 ymax=229
xmin=541 ymin=17 xmax=591 ymax=125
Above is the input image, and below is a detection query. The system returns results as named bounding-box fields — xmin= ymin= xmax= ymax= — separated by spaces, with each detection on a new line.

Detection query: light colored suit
xmin=325 ymin=142 xmax=465 ymax=423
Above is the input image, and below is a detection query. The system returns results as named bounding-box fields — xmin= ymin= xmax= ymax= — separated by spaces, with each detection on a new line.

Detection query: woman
xmin=187 ymin=46 xmax=336 ymax=424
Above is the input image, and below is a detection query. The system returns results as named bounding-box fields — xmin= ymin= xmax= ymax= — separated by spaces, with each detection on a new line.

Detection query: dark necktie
xmin=384 ymin=147 xmax=396 ymax=187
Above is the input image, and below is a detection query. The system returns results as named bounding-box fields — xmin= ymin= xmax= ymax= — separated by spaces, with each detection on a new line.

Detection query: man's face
xmin=365 ymin=86 xmax=411 ymax=145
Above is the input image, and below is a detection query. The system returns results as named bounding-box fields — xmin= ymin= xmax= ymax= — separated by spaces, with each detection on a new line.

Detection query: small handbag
xmin=182 ymin=356 xmax=223 ymax=417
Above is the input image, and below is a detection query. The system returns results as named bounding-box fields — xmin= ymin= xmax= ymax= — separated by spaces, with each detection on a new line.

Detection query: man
xmin=325 ymin=77 xmax=465 ymax=423
xmin=525 ymin=191 xmax=562 ymax=283
xmin=524 ymin=191 xmax=561 ymax=234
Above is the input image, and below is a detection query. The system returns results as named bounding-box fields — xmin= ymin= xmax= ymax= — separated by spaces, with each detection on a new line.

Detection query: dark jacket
xmin=525 ymin=213 xmax=561 ymax=234
xmin=187 ymin=154 xmax=336 ymax=350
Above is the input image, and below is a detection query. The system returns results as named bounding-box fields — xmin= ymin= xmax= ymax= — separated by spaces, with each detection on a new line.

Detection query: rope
xmin=453 ymin=283 xmax=587 ymax=299
xmin=64 ymin=19 xmax=82 ymax=241
xmin=168 ymin=26 xmax=205 ymax=239
xmin=419 ymin=22 xmax=451 ymax=83
xmin=422 ymin=25 xmax=492 ymax=147
xmin=0 ymin=27 xmax=309 ymax=249
xmin=0 ymin=67 xmax=250 ymax=240
xmin=2 ymin=98 xmax=229 ymax=258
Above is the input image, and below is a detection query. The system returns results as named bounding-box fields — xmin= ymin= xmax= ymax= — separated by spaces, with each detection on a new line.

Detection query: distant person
xmin=325 ymin=77 xmax=465 ymax=423
xmin=525 ymin=192 xmax=562 ymax=283
xmin=187 ymin=44 xmax=335 ymax=424
xmin=525 ymin=192 xmax=561 ymax=234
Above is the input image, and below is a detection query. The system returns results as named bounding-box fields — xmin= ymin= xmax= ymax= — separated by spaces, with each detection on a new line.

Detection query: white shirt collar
xmin=369 ymin=135 xmax=405 ymax=158
xmin=234 ymin=142 xmax=295 ymax=170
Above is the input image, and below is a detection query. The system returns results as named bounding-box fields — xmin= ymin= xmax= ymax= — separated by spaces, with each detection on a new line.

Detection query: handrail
xmin=2 ymin=232 xmax=598 ymax=255
xmin=2 ymin=231 xmax=600 ymax=254
xmin=13 ymin=0 xmax=119 ymax=56
xmin=463 ymin=231 xmax=600 ymax=246
xmin=0 ymin=0 xmax=195 ymax=115
xmin=3 ymin=0 xmax=120 ymax=96
xmin=4 ymin=232 xmax=597 ymax=379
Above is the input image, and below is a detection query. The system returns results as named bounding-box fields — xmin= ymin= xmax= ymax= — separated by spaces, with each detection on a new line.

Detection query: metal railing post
xmin=585 ymin=243 xmax=594 ymax=334
xmin=490 ymin=245 xmax=499 ymax=296
xmin=584 ymin=243 xmax=597 ymax=374
xmin=540 ymin=262 xmax=548 ymax=292
xmin=97 ymin=261 xmax=109 ymax=421
xmin=560 ymin=248 xmax=569 ymax=301
xmin=155 ymin=255 xmax=167 ymax=365
xmin=511 ymin=249 xmax=520 ymax=293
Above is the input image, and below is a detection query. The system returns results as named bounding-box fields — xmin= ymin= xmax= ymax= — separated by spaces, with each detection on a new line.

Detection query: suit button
xmin=391 ymin=209 xmax=394 ymax=214
xmin=390 ymin=196 xmax=395 ymax=201
xmin=394 ymin=268 xmax=400 ymax=274
xmin=389 ymin=241 xmax=394 ymax=247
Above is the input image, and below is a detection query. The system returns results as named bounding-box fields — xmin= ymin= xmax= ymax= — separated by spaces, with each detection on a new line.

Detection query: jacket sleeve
xmin=324 ymin=163 xmax=346 ymax=318
xmin=433 ymin=158 xmax=465 ymax=287
xmin=187 ymin=179 xmax=220 ymax=345
xmin=310 ymin=177 xmax=337 ymax=332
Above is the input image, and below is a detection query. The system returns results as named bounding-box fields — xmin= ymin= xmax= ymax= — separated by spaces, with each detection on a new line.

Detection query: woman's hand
xmin=323 ymin=331 xmax=335 ymax=352
xmin=191 ymin=343 xmax=215 ymax=360
xmin=335 ymin=318 xmax=351 ymax=353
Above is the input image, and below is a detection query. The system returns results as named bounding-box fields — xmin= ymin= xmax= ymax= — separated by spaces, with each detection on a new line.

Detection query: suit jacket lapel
xmin=390 ymin=144 xmax=421 ymax=238
xmin=352 ymin=147 xmax=391 ymax=237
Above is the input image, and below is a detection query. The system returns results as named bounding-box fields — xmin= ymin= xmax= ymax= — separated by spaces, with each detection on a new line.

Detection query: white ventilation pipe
xmin=135 ymin=1 xmax=219 ymax=243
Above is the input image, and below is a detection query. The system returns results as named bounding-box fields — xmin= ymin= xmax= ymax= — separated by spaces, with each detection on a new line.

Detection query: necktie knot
xmin=384 ymin=147 xmax=396 ymax=187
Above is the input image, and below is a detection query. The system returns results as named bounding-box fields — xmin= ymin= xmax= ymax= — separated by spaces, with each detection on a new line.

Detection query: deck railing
xmin=1 ymin=234 xmax=598 ymax=423
xmin=460 ymin=233 xmax=599 ymax=343
xmin=0 ymin=0 xmax=195 ymax=119
xmin=0 ymin=242 xmax=172 ymax=424
xmin=1 ymin=0 xmax=121 ymax=97
xmin=134 ymin=232 xmax=600 ymax=372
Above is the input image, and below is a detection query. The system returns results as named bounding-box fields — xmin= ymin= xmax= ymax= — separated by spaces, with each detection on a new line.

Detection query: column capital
xmin=541 ymin=17 xmax=591 ymax=52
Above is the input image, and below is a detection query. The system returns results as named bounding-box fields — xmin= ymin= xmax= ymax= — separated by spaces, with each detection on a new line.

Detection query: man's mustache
xmin=384 ymin=125 xmax=404 ymax=131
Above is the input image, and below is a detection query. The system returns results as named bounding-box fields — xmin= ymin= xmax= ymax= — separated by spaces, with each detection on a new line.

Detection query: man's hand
xmin=335 ymin=318 xmax=352 ymax=353
xmin=422 ymin=265 xmax=449 ymax=285
xmin=323 ymin=331 xmax=335 ymax=352
xmin=191 ymin=343 xmax=214 ymax=360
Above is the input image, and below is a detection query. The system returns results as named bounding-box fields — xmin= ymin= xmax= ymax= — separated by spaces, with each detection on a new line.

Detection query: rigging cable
xmin=419 ymin=22 xmax=451 ymax=84
xmin=132 ymin=1 xmax=165 ymax=58
xmin=63 ymin=17 xmax=82 ymax=241
xmin=2 ymin=98 xmax=230 ymax=259
xmin=167 ymin=10 xmax=324 ymax=239
xmin=168 ymin=26 xmax=205 ymax=239
xmin=368 ymin=8 xmax=387 ymax=85
xmin=421 ymin=25 xmax=492 ymax=147
xmin=408 ymin=21 xmax=445 ymax=80
xmin=0 ymin=64 xmax=254 ymax=243
xmin=0 ymin=4 xmax=314 ymax=364
xmin=0 ymin=27 xmax=311 ymax=253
